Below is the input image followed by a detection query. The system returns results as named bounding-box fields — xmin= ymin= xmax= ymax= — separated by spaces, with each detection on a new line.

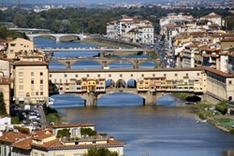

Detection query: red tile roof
xmin=52 ymin=122 xmax=95 ymax=128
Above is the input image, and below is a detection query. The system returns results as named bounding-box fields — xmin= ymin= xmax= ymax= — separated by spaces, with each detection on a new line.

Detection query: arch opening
xmin=49 ymin=61 xmax=66 ymax=69
xmin=105 ymin=79 xmax=116 ymax=88
xmin=60 ymin=35 xmax=81 ymax=42
xmin=115 ymin=79 xmax=127 ymax=88
xmin=34 ymin=35 xmax=56 ymax=41
xmin=138 ymin=62 xmax=156 ymax=68
xmin=127 ymin=79 xmax=137 ymax=88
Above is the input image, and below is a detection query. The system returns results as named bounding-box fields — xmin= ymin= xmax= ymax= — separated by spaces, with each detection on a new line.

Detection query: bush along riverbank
xmin=43 ymin=104 xmax=61 ymax=125
xmin=172 ymin=93 xmax=234 ymax=134
xmin=195 ymin=101 xmax=234 ymax=134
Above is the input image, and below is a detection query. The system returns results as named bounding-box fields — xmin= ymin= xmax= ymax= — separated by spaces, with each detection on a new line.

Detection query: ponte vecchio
xmin=48 ymin=67 xmax=234 ymax=106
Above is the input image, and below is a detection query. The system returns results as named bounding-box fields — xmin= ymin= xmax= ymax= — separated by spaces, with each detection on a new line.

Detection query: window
xmin=98 ymin=74 xmax=100 ymax=77
xmin=175 ymin=73 xmax=177 ymax=77
xmin=49 ymin=74 xmax=52 ymax=78
xmin=31 ymin=72 xmax=34 ymax=76
xmin=40 ymin=92 xmax=43 ymax=95
xmin=40 ymin=80 xmax=43 ymax=84
xmin=109 ymin=74 xmax=111 ymax=77
xmin=142 ymin=74 xmax=144 ymax=77
xmin=64 ymin=74 xmax=67 ymax=77
xmin=164 ymin=74 xmax=166 ymax=77
xmin=131 ymin=74 xmax=133 ymax=77
xmin=197 ymin=73 xmax=200 ymax=76
xmin=40 ymin=72 xmax=43 ymax=76
xmin=87 ymin=74 xmax=89 ymax=77
xmin=120 ymin=74 xmax=122 ymax=77
xmin=18 ymin=92 xmax=24 ymax=96
xmin=36 ymin=92 xmax=39 ymax=96
xmin=153 ymin=74 xmax=155 ymax=77
xmin=19 ymin=72 xmax=23 ymax=76
xmin=31 ymin=92 xmax=34 ymax=96
xmin=229 ymin=81 xmax=232 ymax=84
xmin=76 ymin=74 xmax=78 ymax=78
xmin=19 ymin=78 xmax=23 ymax=83
xmin=19 ymin=85 xmax=23 ymax=90
xmin=72 ymin=128 xmax=77 ymax=136
xmin=40 ymin=85 xmax=43 ymax=90
xmin=31 ymin=79 xmax=34 ymax=84
xmin=31 ymin=85 xmax=34 ymax=91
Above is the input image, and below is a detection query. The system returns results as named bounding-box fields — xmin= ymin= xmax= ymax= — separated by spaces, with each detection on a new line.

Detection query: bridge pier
xmin=84 ymin=92 xmax=97 ymax=106
xmin=102 ymin=61 xmax=107 ymax=69
xmin=66 ymin=61 xmax=71 ymax=70
xmin=143 ymin=91 xmax=156 ymax=105
xmin=133 ymin=61 xmax=139 ymax=69
xmin=55 ymin=36 xmax=60 ymax=43
xmin=100 ymin=50 xmax=105 ymax=58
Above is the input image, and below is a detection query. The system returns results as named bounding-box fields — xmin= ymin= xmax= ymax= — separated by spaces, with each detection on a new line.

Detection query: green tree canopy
xmin=0 ymin=92 xmax=7 ymax=116
xmin=83 ymin=147 xmax=119 ymax=156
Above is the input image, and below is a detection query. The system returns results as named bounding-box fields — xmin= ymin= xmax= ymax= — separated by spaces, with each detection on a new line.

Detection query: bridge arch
xmin=49 ymin=61 xmax=67 ymax=69
xmin=106 ymin=60 xmax=134 ymax=69
xmin=138 ymin=61 xmax=156 ymax=68
xmin=33 ymin=34 xmax=57 ymax=41
xmin=71 ymin=60 xmax=102 ymax=69
xmin=60 ymin=34 xmax=81 ymax=41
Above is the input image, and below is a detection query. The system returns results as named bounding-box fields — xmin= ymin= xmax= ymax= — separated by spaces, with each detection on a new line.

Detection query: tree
xmin=56 ymin=129 xmax=71 ymax=138
xmin=83 ymin=147 xmax=119 ymax=156
xmin=0 ymin=92 xmax=7 ymax=116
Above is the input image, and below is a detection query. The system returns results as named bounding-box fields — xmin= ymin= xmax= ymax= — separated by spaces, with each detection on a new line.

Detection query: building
xmin=0 ymin=77 xmax=12 ymax=114
xmin=205 ymin=67 xmax=234 ymax=102
xmin=13 ymin=56 xmax=48 ymax=105
xmin=5 ymin=38 xmax=34 ymax=59
xmin=106 ymin=15 xmax=154 ymax=44
xmin=200 ymin=12 xmax=222 ymax=27
xmin=0 ymin=123 xmax=125 ymax=156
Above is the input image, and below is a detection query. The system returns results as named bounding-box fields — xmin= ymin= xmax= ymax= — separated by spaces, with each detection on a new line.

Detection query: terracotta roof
xmin=33 ymin=132 xmax=54 ymax=141
xmin=32 ymin=138 xmax=125 ymax=150
xmin=204 ymin=67 xmax=234 ymax=78
xmin=0 ymin=77 xmax=13 ymax=84
xmin=0 ymin=132 xmax=28 ymax=144
xmin=52 ymin=122 xmax=95 ymax=128
xmin=13 ymin=61 xmax=48 ymax=66
xmin=12 ymin=137 xmax=32 ymax=150
xmin=221 ymin=38 xmax=234 ymax=42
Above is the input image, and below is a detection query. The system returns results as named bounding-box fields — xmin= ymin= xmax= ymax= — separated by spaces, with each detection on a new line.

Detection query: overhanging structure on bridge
xmin=48 ymin=68 xmax=205 ymax=106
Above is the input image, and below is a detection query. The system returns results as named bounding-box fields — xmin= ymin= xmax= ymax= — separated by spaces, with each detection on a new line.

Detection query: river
xmin=34 ymin=37 xmax=234 ymax=156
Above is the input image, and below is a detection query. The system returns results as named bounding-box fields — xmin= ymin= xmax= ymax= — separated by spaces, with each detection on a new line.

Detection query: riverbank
xmin=191 ymin=100 xmax=234 ymax=134
xmin=172 ymin=92 xmax=234 ymax=134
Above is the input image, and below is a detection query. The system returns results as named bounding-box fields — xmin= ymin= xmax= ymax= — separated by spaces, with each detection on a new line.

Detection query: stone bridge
xmin=62 ymin=88 xmax=164 ymax=106
xmin=26 ymin=33 xmax=84 ymax=42
xmin=49 ymin=57 xmax=157 ymax=69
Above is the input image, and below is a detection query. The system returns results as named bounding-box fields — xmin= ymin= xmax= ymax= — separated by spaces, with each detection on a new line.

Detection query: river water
xmin=35 ymin=38 xmax=234 ymax=156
